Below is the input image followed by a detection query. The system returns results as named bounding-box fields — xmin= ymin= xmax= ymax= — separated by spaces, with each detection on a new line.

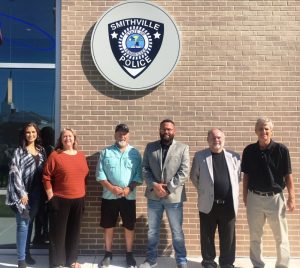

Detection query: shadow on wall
xmin=80 ymin=23 xmax=156 ymax=100
xmin=81 ymin=153 xmax=174 ymax=256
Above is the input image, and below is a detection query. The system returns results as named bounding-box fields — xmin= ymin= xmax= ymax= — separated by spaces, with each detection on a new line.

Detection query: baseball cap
xmin=115 ymin=123 xmax=129 ymax=133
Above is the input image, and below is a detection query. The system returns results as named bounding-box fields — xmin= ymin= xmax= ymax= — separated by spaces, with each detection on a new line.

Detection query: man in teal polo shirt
xmin=96 ymin=123 xmax=143 ymax=268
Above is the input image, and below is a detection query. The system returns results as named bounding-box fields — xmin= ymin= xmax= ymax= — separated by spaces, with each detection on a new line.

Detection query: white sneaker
xmin=139 ymin=261 xmax=158 ymax=268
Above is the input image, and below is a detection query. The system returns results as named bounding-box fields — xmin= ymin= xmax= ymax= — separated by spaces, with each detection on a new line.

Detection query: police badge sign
xmin=108 ymin=19 xmax=164 ymax=79
xmin=91 ymin=0 xmax=180 ymax=91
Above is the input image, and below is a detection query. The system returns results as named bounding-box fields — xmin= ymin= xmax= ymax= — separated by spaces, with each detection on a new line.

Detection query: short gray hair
xmin=255 ymin=117 xmax=274 ymax=130
xmin=207 ymin=128 xmax=224 ymax=138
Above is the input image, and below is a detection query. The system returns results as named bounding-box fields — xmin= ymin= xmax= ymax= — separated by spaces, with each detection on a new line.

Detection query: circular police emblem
xmin=91 ymin=0 xmax=181 ymax=91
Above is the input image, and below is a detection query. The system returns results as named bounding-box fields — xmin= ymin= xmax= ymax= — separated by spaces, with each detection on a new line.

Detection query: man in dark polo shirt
xmin=242 ymin=117 xmax=296 ymax=268
xmin=191 ymin=128 xmax=241 ymax=268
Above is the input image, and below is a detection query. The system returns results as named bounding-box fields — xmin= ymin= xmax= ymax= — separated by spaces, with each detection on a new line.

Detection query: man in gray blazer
xmin=139 ymin=119 xmax=189 ymax=268
xmin=190 ymin=128 xmax=241 ymax=268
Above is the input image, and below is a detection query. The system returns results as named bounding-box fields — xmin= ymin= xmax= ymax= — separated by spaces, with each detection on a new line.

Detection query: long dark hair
xmin=19 ymin=122 xmax=42 ymax=150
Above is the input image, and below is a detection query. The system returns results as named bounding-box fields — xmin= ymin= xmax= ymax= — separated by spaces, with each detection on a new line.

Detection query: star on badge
xmin=111 ymin=31 xmax=118 ymax=39
xmin=154 ymin=32 xmax=161 ymax=39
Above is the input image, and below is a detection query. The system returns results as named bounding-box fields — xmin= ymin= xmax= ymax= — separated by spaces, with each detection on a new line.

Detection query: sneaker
xmin=17 ymin=260 xmax=27 ymax=268
xmin=126 ymin=252 xmax=137 ymax=268
xmin=139 ymin=261 xmax=158 ymax=268
xmin=177 ymin=264 xmax=188 ymax=268
xmin=99 ymin=251 xmax=112 ymax=268
xmin=25 ymin=254 xmax=36 ymax=265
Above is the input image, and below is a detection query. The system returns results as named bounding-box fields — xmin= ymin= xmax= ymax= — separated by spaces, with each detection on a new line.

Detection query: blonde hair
xmin=255 ymin=117 xmax=274 ymax=130
xmin=55 ymin=128 xmax=78 ymax=151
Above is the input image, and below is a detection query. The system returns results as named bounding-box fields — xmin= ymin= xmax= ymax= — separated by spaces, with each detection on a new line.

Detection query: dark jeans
xmin=48 ymin=196 xmax=84 ymax=267
xmin=199 ymin=200 xmax=236 ymax=268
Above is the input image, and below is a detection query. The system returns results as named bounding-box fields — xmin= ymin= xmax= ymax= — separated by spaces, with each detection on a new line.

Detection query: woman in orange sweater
xmin=43 ymin=128 xmax=89 ymax=268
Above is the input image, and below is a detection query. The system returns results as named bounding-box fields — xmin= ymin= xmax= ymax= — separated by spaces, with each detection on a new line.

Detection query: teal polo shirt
xmin=96 ymin=144 xmax=142 ymax=200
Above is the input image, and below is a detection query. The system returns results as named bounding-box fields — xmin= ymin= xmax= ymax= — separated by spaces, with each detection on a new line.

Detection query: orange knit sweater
xmin=43 ymin=151 xmax=89 ymax=199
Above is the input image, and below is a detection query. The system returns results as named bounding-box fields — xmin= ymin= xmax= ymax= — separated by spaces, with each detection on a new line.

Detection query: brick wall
xmin=61 ymin=0 xmax=300 ymax=257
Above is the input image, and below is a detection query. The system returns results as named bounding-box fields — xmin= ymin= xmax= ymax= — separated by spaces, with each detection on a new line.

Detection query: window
xmin=0 ymin=0 xmax=58 ymax=248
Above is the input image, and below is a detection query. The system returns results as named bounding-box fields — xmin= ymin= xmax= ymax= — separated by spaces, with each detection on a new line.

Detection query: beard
xmin=160 ymin=133 xmax=174 ymax=144
xmin=116 ymin=140 xmax=127 ymax=148
xmin=209 ymin=143 xmax=223 ymax=153
xmin=213 ymin=144 xmax=221 ymax=149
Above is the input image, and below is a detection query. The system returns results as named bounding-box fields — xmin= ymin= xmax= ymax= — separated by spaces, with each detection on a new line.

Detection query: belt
xmin=250 ymin=189 xmax=281 ymax=197
xmin=214 ymin=199 xmax=226 ymax=204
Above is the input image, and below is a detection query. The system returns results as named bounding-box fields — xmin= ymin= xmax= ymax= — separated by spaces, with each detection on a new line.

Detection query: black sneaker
xmin=25 ymin=254 xmax=36 ymax=265
xmin=126 ymin=252 xmax=137 ymax=268
xmin=99 ymin=251 xmax=112 ymax=268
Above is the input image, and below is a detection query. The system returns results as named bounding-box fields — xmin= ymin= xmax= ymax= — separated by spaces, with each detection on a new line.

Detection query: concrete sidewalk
xmin=0 ymin=251 xmax=300 ymax=268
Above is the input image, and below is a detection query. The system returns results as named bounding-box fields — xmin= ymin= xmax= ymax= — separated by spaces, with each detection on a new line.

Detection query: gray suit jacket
xmin=142 ymin=139 xmax=190 ymax=203
xmin=190 ymin=148 xmax=241 ymax=216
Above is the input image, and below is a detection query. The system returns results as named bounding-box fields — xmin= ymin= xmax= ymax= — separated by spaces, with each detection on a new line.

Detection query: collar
xmin=211 ymin=150 xmax=224 ymax=156
xmin=160 ymin=140 xmax=173 ymax=148
xmin=113 ymin=143 xmax=130 ymax=152
xmin=256 ymin=139 xmax=275 ymax=151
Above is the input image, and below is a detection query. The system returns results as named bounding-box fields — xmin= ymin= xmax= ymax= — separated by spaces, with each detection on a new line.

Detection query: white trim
xmin=0 ymin=63 xmax=55 ymax=69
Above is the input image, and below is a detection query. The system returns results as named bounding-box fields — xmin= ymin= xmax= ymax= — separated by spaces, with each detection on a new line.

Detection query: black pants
xmin=48 ymin=196 xmax=84 ymax=267
xmin=199 ymin=200 xmax=236 ymax=268
xmin=34 ymin=191 xmax=49 ymax=242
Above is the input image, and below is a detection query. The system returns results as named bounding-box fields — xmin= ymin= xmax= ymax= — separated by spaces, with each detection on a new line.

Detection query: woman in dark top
xmin=6 ymin=122 xmax=46 ymax=268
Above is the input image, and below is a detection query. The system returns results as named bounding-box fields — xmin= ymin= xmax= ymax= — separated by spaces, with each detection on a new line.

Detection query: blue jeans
xmin=15 ymin=212 xmax=30 ymax=261
xmin=146 ymin=199 xmax=187 ymax=265
xmin=15 ymin=192 xmax=40 ymax=261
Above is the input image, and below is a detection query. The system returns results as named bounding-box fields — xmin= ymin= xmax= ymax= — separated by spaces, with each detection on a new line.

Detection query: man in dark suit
xmin=139 ymin=119 xmax=189 ymax=268
xmin=191 ymin=128 xmax=241 ymax=268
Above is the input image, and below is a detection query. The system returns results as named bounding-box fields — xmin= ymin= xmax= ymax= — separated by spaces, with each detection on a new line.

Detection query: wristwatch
xmin=129 ymin=184 xmax=135 ymax=192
